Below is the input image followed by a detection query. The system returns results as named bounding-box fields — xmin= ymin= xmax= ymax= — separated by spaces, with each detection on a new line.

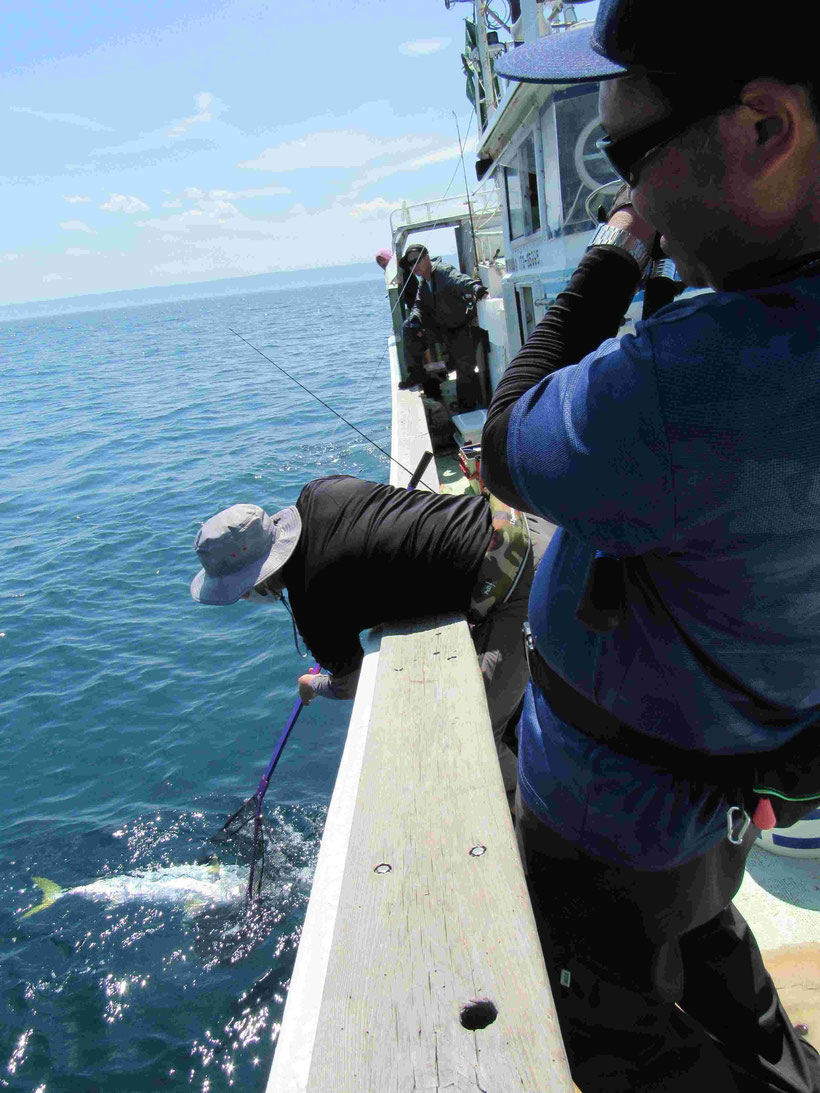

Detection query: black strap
xmin=528 ymin=646 xmax=745 ymax=787
xmin=528 ymin=646 xmax=820 ymax=825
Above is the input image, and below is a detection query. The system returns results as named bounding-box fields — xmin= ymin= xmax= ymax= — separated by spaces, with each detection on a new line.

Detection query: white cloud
xmin=42 ymin=273 xmax=64 ymax=282
xmin=399 ymin=38 xmax=451 ymax=56
xmin=137 ymin=199 xmax=249 ymax=234
xmin=352 ymin=136 xmax=478 ymax=189
xmin=212 ymin=185 xmax=290 ymax=199
xmin=411 ymin=137 xmax=477 ymax=167
xmin=10 ymin=106 xmax=112 ymax=131
xmin=60 ymin=220 xmax=97 ymax=234
xmin=238 ymin=130 xmax=438 ymax=172
xmin=168 ymin=184 xmax=290 ymax=204
xmin=350 ymin=197 xmax=404 ymax=220
xmin=167 ymin=92 xmax=218 ymax=138
xmin=1 ymin=251 xmax=20 ymax=261
xmin=66 ymin=247 xmax=91 ymax=256
xmin=90 ymin=94 xmax=225 ymax=160
xmin=100 ymin=193 xmax=150 ymax=214
xmin=63 ymin=194 xmax=91 ymax=204
xmin=141 ymin=191 xmax=407 ymax=279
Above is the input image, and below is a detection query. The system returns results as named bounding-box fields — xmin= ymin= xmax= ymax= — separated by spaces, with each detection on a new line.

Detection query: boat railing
xmin=389 ymin=191 xmax=499 ymax=236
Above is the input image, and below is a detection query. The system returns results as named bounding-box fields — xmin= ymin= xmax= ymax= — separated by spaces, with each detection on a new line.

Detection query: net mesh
xmin=211 ymin=795 xmax=270 ymax=901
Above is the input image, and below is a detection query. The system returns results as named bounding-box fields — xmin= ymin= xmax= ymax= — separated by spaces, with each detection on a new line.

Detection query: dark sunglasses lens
xmin=596 ymin=137 xmax=630 ymax=183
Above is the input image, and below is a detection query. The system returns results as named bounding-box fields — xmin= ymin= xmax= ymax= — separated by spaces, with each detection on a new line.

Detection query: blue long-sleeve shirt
xmin=484 ymin=252 xmax=820 ymax=868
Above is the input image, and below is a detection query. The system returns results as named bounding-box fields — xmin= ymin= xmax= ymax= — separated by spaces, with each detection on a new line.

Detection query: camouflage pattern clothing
xmin=467 ymin=494 xmax=534 ymax=794
xmin=469 ymin=494 xmax=531 ymax=621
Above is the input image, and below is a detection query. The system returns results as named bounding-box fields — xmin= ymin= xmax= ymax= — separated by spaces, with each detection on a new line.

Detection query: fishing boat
xmin=267 ymin=3 xmax=819 ymax=1088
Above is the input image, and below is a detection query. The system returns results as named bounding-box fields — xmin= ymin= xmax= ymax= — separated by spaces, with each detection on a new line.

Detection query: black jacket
xmin=410 ymin=261 xmax=484 ymax=331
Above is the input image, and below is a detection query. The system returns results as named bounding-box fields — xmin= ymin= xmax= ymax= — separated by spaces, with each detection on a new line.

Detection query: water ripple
xmin=0 ymin=278 xmax=388 ymax=1091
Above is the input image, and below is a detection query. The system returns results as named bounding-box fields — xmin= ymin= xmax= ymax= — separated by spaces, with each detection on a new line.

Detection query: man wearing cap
xmin=400 ymin=244 xmax=488 ymax=410
xmin=190 ymin=475 xmax=535 ymax=795
xmin=481 ymin=2 xmax=820 ymax=1091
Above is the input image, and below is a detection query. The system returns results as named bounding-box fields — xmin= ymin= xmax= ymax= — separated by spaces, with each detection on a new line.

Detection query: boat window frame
xmin=552 ymin=83 xmax=617 ymax=236
xmin=503 ymin=132 xmax=542 ymax=242
xmin=515 ymin=283 xmax=537 ymax=343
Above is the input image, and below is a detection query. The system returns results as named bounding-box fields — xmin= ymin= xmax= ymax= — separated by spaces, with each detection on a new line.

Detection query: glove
xmin=403 ymin=316 xmax=421 ymax=331
xmin=475 ymin=286 xmax=488 ymax=301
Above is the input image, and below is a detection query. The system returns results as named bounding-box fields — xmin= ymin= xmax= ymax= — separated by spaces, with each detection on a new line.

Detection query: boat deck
xmin=736 ymin=846 xmax=820 ymax=1050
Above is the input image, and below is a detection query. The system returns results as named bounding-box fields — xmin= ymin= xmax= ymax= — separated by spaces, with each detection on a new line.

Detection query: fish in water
xmin=21 ymin=860 xmax=248 ymax=918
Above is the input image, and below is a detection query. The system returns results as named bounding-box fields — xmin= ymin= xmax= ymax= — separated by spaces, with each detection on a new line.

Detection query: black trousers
xmin=406 ymin=323 xmax=479 ymax=409
xmin=517 ymin=795 xmax=820 ymax=1092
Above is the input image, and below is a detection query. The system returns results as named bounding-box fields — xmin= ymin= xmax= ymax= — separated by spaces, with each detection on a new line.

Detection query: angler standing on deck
xmin=189 ymin=475 xmax=533 ymax=796
xmin=482 ymin=2 xmax=820 ymax=1091
xmin=401 ymin=244 xmax=488 ymax=410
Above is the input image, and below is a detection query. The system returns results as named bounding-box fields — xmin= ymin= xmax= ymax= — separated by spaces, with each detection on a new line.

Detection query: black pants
xmin=406 ymin=323 xmax=479 ymax=409
xmin=517 ymin=795 xmax=820 ymax=1092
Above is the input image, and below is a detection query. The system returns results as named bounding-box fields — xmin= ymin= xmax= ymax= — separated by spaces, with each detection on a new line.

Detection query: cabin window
xmin=516 ymin=284 xmax=536 ymax=342
xmin=554 ymin=85 xmax=617 ymax=234
xmin=504 ymin=134 xmax=541 ymax=240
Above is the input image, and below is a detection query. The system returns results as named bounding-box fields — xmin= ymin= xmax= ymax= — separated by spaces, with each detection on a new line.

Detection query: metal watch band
xmin=587 ymin=224 xmax=651 ymax=273
xmin=648 ymin=257 xmax=680 ymax=281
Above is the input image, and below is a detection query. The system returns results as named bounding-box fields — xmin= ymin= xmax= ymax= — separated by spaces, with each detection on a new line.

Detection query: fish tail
xmin=21 ymin=876 xmax=64 ymax=918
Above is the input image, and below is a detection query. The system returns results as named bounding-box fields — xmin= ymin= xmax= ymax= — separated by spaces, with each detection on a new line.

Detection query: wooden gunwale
xmin=266 ymin=337 xmax=572 ymax=1091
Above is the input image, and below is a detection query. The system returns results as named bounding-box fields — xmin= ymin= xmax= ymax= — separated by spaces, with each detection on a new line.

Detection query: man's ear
xmin=755 ymin=116 xmax=783 ymax=145
xmin=734 ymin=79 xmax=808 ymax=178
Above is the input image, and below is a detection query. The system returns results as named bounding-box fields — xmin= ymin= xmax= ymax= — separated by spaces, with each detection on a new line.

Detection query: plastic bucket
xmin=756 ymin=805 xmax=820 ymax=858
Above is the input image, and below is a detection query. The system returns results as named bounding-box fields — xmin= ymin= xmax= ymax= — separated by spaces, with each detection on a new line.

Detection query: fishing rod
xmin=316 ymin=248 xmax=428 ymax=460
xmin=227 ymin=327 xmax=436 ymax=493
xmin=453 ymin=110 xmax=480 ymax=277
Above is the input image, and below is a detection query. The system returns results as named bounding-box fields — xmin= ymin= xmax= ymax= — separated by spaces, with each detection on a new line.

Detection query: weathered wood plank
xmin=303 ymin=615 xmax=572 ymax=1092
xmin=266 ymin=630 xmax=383 ymax=1093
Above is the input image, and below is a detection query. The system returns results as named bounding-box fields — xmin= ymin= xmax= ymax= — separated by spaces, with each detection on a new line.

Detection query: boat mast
xmin=474 ymin=0 xmax=497 ymax=123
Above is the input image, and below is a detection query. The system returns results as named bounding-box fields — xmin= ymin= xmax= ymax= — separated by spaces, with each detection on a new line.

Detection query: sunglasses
xmin=596 ymin=100 xmax=738 ymax=186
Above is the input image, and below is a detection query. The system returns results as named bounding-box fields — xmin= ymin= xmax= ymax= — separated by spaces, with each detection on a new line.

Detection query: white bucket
xmin=756 ymin=805 xmax=820 ymax=858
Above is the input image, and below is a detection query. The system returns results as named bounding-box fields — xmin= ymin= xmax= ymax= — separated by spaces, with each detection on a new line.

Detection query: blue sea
xmin=0 ymin=275 xmax=393 ymax=1091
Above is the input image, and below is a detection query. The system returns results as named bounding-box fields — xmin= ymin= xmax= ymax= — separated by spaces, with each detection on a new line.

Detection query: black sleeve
xmin=441 ymin=263 xmax=485 ymax=296
xmin=299 ymin=613 xmax=364 ymax=679
xmin=481 ymin=248 xmax=642 ymax=509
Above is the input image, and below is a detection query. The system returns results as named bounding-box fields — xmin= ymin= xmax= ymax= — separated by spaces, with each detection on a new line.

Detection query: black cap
xmin=495 ymin=0 xmax=819 ymax=85
xmin=400 ymin=244 xmax=428 ymax=269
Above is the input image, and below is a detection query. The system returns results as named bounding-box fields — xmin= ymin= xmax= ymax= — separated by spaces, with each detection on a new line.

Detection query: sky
xmin=1 ymin=0 xmax=491 ymax=305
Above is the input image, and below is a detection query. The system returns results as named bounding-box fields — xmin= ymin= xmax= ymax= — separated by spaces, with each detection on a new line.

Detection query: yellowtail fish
xmin=21 ymin=860 xmax=247 ymax=918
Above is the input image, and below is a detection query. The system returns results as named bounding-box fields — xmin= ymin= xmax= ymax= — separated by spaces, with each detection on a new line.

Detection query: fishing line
xmin=441 ymin=106 xmax=476 ymax=201
xmin=316 ymin=252 xmax=426 ymax=462
xmin=454 ymin=111 xmax=480 ymax=276
xmin=226 ymin=326 xmax=435 ymax=491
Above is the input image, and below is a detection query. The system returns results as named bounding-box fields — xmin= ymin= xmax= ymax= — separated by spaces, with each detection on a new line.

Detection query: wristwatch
xmin=587 ymin=224 xmax=651 ymax=274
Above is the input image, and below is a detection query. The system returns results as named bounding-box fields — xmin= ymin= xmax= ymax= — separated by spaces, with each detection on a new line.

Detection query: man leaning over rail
xmin=190 ymin=475 xmax=534 ymax=796
xmin=481 ymin=2 xmax=820 ymax=1091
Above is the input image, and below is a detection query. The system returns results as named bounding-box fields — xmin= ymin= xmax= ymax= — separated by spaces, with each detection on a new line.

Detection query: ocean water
xmin=0 ymin=277 xmax=393 ymax=1091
